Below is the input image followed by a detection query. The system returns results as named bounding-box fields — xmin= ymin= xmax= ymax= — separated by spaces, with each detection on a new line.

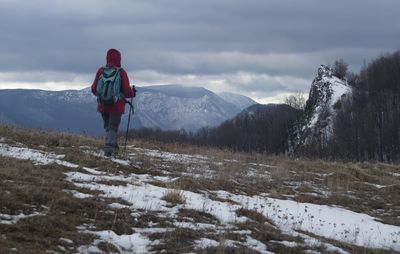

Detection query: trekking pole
xmin=124 ymin=97 xmax=134 ymax=157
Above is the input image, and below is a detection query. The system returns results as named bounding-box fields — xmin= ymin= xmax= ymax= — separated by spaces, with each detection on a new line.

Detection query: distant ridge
xmin=0 ymin=85 xmax=257 ymax=135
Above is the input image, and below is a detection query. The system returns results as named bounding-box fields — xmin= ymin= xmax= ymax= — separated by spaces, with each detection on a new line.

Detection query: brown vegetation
xmin=0 ymin=125 xmax=399 ymax=253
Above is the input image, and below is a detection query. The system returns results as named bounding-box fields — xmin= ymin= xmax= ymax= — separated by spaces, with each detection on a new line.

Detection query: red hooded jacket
xmin=91 ymin=49 xmax=135 ymax=114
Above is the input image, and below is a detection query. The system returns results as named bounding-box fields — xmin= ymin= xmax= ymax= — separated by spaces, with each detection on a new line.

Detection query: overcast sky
xmin=0 ymin=0 xmax=399 ymax=103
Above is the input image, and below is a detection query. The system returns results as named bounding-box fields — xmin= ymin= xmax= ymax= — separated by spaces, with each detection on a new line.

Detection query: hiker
xmin=91 ymin=48 xmax=136 ymax=156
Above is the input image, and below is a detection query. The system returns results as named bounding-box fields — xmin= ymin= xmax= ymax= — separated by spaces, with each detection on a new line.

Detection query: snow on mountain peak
xmin=218 ymin=92 xmax=257 ymax=110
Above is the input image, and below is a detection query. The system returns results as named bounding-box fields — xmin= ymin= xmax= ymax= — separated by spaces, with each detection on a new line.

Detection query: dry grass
xmin=297 ymin=230 xmax=396 ymax=254
xmin=97 ymin=241 xmax=120 ymax=253
xmin=162 ymin=189 xmax=186 ymax=205
xmin=0 ymin=124 xmax=102 ymax=150
xmin=0 ymin=139 xmax=139 ymax=253
xmin=0 ymin=158 xmax=93 ymax=253
xmin=235 ymin=219 xmax=305 ymax=253
xmin=178 ymin=208 xmax=219 ymax=225
xmin=235 ymin=208 xmax=268 ymax=223
xmin=1 ymin=125 xmax=400 ymax=253
xmin=149 ymin=228 xmax=202 ymax=253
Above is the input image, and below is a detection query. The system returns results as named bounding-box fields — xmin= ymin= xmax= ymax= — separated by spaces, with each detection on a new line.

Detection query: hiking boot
xmin=104 ymin=144 xmax=119 ymax=157
xmin=104 ymin=146 xmax=113 ymax=157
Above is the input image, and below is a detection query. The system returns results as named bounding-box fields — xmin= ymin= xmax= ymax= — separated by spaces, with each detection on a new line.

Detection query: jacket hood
xmin=106 ymin=48 xmax=121 ymax=67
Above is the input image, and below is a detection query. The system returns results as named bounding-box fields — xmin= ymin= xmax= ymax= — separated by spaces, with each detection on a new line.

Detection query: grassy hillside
xmin=0 ymin=125 xmax=399 ymax=253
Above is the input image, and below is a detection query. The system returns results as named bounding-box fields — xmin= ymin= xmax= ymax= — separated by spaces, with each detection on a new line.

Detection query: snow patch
xmin=363 ymin=182 xmax=390 ymax=189
xmin=111 ymin=158 xmax=130 ymax=166
xmin=135 ymin=148 xmax=208 ymax=164
xmin=245 ymin=236 xmax=273 ymax=254
xmin=216 ymin=190 xmax=400 ymax=251
xmin=83 ymin=167 xmax=106 ymax=175
xmin=66 ymin=165 xmax=400 ymax=252
xmin=0 ymin=211 xmax=44 ymax=225
xmin=270 ymin=240 xmax=299 ymax=248
xmin=174 ymin=221 xmax=217 ymax=230
xmin=59 ymin=238 xmax=74 ymax=245
xmin=108 ymin=203 xmax=130 ymax=210
xmin=0 ymin=143 xmax=78 ymax=168
xmin=77 ymin=230 xmax=158 ymax=254
xmin=64 ymin=189 xmax=94 ymax=199
xmin=194 ymin=238 xmax=219 ymax=249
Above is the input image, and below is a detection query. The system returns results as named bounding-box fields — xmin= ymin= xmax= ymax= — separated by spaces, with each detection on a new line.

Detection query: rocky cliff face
xmin=295 ymin=65 xmax=352 ymax=149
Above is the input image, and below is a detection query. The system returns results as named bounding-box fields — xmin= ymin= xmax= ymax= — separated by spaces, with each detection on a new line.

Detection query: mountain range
xmin=0 ymin=65 xmax=354 ymax=156
xmin=0 ymin=85 xmax=256 ymax=135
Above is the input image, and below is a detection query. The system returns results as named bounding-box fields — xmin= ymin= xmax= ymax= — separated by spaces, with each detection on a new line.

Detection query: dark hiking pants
xmin=101 ymin=112 xmax=122 ymax=155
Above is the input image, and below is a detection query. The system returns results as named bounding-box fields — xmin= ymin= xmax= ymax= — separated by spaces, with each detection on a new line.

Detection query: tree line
xmin=127 ymin=104 xmax=301 ymax=154
xmin=330 ymin=51 xmax=400 ymax=162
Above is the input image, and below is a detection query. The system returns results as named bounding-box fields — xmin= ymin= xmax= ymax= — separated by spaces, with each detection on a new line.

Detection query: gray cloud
xmin=0 ymin=0 xmax=399 ymax=100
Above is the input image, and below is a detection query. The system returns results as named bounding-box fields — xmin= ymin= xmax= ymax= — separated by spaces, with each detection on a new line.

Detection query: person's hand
xmin=132 ymin=85 xmax=136 ymax=97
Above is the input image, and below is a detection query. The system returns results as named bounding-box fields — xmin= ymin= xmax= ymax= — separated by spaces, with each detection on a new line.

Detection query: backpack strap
xmin=101 ymin=66 xmax=120 ymax=79
xmin=112 ymin=67 xmax=121 ymax=83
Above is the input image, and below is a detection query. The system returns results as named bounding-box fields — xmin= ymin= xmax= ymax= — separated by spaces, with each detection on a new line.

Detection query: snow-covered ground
xmin=0 ymin=141 xmax=399 ymax=253
xmin=0 ymin=143 xmax=78 ymax=168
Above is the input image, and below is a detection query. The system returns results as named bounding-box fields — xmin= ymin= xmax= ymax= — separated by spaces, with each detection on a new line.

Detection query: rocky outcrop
xmin=295 ymin=65 xmax=352 ymax=150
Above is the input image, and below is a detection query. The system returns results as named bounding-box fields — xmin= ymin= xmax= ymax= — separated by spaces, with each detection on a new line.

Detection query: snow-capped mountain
xmin=0 ymin=85 xmax=256 ymax=135
xmin=132 ymin=85 xmax=253 ymax=131
xmin=0 ymin=88 xmax=101 ymax=134
xmin=297 ymin=65 xmax=352 ymax=147
xmin=217 ymin=92 xmax=257 ymax=110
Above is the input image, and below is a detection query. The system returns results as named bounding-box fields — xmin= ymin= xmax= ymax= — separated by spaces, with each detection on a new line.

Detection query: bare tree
xmin=284 ymin=92 xmax=306 ymax=111
xmin=332 ymin=59 xmax=349 ymax=80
